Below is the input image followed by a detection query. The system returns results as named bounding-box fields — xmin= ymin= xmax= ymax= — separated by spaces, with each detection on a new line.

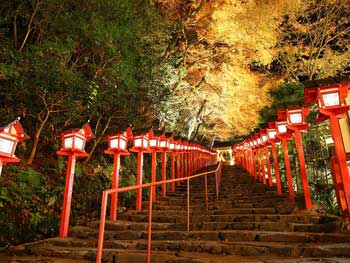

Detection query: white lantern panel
xmin=0 ymin=137 xmax=15 ymax=155
xmin=143 ymin=138 xmax=149 ymax=148
xmin=277 ymin=124 xmax=287 ymax=133
xmin=169 ymin=143 xmax=175 ymax=150
xmin=150 ymin=139 xmax=158 ymax=147
xmin=64 ymin=137 xmax=73 ymax=149
xmin=289 ymin=113 xmax=302 ymax=124
xmin=134 ymin=138 xmax=142 ymax=147
xmin=74 ymin=136 xmax=85 ymax=150
xmin=119 ymin=138 xmax=127 ymax=150
xmin=262 ymin=135 xmax=267 ymax=142
xmin=257 ymin=138 xmax=261 ymax=144
xmin=268 ymin=131 xmax=276 ymax=139
xmin=160 ymin=141 xmax=167 ymax=148
xmin=110 ymin=138 xmax=118 ymax=149
xmin=322 ymin=92 xmax=340 ymax=107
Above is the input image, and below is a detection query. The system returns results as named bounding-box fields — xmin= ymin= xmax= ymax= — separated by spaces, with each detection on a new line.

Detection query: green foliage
xmin=259 ymin=82 xmax=304 ymax=124
xmin=0 ymin=166 xmax=60 ymax=245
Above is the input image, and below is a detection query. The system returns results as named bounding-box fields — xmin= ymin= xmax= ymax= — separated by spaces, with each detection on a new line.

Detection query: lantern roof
xmin=277 ymin=109 xmax=287 ymax=121
xmin=0 ymin=118 xmax=29 ymax=142
xmin=267 ymin=121 xmax=276 ymax=129
xmin=61 ymin=122 xmax=95 ymax=140
xmin=304 ymin=79 xmax=350 ymax=104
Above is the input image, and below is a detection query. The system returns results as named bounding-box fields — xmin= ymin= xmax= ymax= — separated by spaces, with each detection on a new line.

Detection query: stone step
xmin=69 ymin=226 xmax=350 ymax=244
xmin=21 ymin=239 xmax=350 ymax=259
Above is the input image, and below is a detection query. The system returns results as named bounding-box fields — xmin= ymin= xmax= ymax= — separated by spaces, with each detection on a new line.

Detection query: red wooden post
xmin=294 ymin=129 xmax=312 ymax=209
xmin=257 ymin=148 xmax=261 ymax=181
xmin=304 ymin=82 xmax=350 ymax=217
xmin=329 ymin=114 xmax=350 ymax=215
xmin=171 ymin=152 xmax=175 ymax=192
xmin=60 ymin=154 xmax=76 ymax=237
xmin=271 ymin=143 xmax=282 ymax=195
xmin=161 ymin=151 xmax=167 ymax=197
xmin=176 ymin=152 xmax=181 ymax=186
xmin=136 ymin=151 xmax=144 ymax=210
xmin=280 ymin=137 xmax=295 ymax=201
xmin=251 ymin=149 xmax=256 ymax=179
xmin=57 ymin=122 xmax=94 ymax=237
xmin=265 ymin=147 xmax=273 ymax=187
xmin=260 ymin=147 xmax=266 ymax=185
xmin=330 ymin=156 xmax=349 ymax=216
xmin=151 ymin=151 xmax=157 ymax=201
xmin=147 ymin=180 xmax=154 ymax=263
xmin=110 ymin=153 xmax=120 ymax=220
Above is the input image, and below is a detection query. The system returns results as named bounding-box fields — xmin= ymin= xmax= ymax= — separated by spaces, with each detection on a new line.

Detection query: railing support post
xmin=96 ymin=191 xmax=108 ymax=263
xmin=187 ymin=179 xmax=190 ymax=231
xmin=147 ymin=180 xmax=154 ymax=263
xmin=205 ymin=174 xmax=208 ymax=211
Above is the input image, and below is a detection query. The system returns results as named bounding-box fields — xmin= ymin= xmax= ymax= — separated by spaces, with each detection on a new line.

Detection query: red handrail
xmin=96 ymin=162 xmax=223 ymax=263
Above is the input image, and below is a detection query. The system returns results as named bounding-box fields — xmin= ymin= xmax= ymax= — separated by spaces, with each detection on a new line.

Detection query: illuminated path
xmin=5 ymin=165 xmax=350 ymax=263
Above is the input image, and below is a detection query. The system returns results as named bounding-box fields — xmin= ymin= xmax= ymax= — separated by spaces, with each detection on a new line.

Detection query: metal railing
xmin=96 ymin=161 xmax=223 ymax=263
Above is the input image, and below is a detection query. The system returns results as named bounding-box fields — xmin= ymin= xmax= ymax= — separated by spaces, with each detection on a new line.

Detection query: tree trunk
xmin=27 ymin=111 xmax=50 ymax=164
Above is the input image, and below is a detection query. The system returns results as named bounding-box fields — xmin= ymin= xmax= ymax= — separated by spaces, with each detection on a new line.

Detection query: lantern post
xmin=175 ymin=140 xmax=182 ymax=186
xmin=168 ymin=136 xmax=176 ymax=192
xmin=159 ymin=133 xmax=169 ymax=197
xmin=105 ymin=128 xmax=131 ymax=220
xmin=250 ymin=138 xmax=257 ymax=180
xmin=260 ymin=129 xmax=271 ymax=186
xmin=257 ymin=134 xmax=266 ymax=184
xmin=276 ymin=119 xmax=295 ymax=201
xmin=305 ymin=83 xmax=350 ymax=217
xmin=285 ymin=107 xmax=313 ymax=209
xmin=148 ymin=129 xmax=160 ymax=201
xmin=0 ymin=118 xmax=29 ymax=176
xmin=57 ymin=122 xmax=94 ymax=237
xmin=266 ymin=122 xmax=282 ymax=195
xmin=130 ymin=131 xmax=149 ymax=211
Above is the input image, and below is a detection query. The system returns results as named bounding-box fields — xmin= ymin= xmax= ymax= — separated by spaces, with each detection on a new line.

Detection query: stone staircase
xmin=6 ymin=165 xmax=350 ymax=262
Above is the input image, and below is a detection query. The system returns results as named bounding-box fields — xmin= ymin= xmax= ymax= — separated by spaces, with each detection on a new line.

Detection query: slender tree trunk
xmin=27 ymin=111 xmax=50 ymax=164
xmin=18 ymin=1 xmax=41 ymax=52
xmin=84 ymin=117 xmax=112 ymax=163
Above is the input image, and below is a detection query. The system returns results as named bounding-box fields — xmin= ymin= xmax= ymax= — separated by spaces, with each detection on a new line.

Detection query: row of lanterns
xmin=0 ymin=120 xmax=217 ymax=237
xmin=233 ymin=82 xmax=350 ymax=219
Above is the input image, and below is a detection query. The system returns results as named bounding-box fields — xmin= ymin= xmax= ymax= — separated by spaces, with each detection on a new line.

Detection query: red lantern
xmin=58 ymin=122 xmax=94 ymax=156
xmin=0 ymin=118 xmax=29 ymax=159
